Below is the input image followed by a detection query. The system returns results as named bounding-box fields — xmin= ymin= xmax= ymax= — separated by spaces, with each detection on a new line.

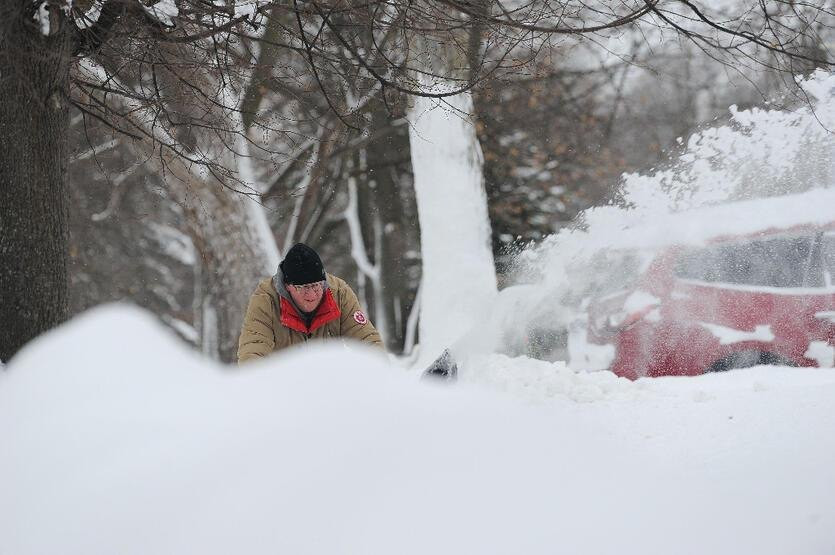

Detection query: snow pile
xmin=3 ymin=305 xmax=835 ymax=554
xmin=458 ymin=353 xmax=651 ymax=402
xmin=457 ymin=350 xmax=835 ymax=404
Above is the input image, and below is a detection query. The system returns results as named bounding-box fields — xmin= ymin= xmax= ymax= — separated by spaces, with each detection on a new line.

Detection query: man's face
xmin=287 ymin=281 xmax=325 ymax=313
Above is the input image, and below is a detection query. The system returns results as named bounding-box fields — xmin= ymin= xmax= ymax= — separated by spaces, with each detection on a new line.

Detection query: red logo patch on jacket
xmin=353 ymin=311 xmax=368 ymax=325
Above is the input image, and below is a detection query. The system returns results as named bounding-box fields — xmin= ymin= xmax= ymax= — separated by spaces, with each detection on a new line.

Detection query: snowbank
xmin=2 ymin=305 xmax=835 ymax=554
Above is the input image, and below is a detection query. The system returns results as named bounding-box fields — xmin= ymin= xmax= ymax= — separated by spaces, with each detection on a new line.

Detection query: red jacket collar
xmin=279 ymin=289 xmax=341 ymax=334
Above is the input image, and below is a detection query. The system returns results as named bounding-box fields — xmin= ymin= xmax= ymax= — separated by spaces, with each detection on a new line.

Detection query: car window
xmin=581 ymin=249 xmax=654 ymax=297
xmin=675 ymin=234 xmax=824 ymax=288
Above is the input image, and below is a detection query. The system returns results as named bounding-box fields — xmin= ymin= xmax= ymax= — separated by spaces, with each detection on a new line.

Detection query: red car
xmin=584 ymin=224 xmax=835 ymax=379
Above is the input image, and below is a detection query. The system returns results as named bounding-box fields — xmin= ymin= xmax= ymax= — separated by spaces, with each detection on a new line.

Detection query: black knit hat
xmin=280 ymin=243 xmax=326 ymax=285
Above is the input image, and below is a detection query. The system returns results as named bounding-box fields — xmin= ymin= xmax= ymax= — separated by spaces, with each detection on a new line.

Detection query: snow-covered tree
xmin=1 ymin=0 xmax=832 ymax=361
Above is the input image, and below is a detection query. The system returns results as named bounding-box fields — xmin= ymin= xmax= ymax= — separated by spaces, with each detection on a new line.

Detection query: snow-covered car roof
xmin=596 ymin=187 xmax=835 ymax=252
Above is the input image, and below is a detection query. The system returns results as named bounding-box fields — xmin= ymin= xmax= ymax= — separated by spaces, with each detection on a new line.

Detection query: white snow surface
xmin=700 ymin=323 xmax=776 ymax=345
xmin=2 ymin=305 xmax=835 ymax=554
xmin=623 ymin=290 xmax=661 ymax=313
xmin=805 ymin=341 xmax=835 ymax=368
xmin=816 ymin=311 xmax=835 ymax=324
xmin=678 ymin=277 xmax=835 ymax=295
xmin=142 ymin=0 xmax=178 ymax=26
xmin=567 ymin=323 xmax=616 ymax=372
xmin=33 ymin=2 xmax=50 ymax=35
xmin=576 ymin=186 xmax=835 ymax=255
xmin=233 ymin=0 xmax=271 ymax=19
xmin=73 ymin=0 xmax=102 ymax=28
xmin=148 ymin=222 xmax=196 ymax=266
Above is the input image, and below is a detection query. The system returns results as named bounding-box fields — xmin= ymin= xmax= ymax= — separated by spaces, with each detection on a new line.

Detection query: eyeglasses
xmin=288 ymin=281 xmax=325 ymax=293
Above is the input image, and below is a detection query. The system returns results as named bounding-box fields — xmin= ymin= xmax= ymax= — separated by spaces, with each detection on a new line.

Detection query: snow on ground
xmin=2 ymin=305 xmax=835 ymax=554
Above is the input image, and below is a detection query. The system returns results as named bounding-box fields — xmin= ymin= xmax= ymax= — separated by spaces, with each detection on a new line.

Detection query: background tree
xmin=2 ymin=0 xmax=832 ymax=361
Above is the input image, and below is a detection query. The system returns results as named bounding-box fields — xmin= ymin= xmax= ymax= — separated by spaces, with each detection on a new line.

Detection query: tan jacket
xmin=237 ymin=273 xmax=383 ymax=362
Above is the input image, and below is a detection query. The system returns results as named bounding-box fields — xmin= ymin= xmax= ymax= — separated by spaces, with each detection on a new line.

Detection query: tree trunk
xmin=181 ymin=185 xmax=267 ymax=363
xmin=367 ymin=103 xmax=410 ymax=352
xmin=407 ymin=88 xmax=497 ymax=363
xmin=0 ymin=7 xmax=73 ymax=362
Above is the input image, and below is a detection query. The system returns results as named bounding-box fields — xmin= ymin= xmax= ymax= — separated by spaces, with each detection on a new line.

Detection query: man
xmin=237 ymin=243 xmax=383 ymax=362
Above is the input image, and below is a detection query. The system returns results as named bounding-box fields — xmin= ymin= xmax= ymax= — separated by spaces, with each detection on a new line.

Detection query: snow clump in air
xmin=472 ymin=71 xmax=835 ymax=373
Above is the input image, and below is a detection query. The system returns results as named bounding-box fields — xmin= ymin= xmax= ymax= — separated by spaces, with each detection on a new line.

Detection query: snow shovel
xmin=422 ymin=348 xmax=458 ymax=380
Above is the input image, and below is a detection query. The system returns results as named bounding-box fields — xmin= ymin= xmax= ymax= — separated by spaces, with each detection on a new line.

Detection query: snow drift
xmin=2 ymin=305 xmax=835 ymax=554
